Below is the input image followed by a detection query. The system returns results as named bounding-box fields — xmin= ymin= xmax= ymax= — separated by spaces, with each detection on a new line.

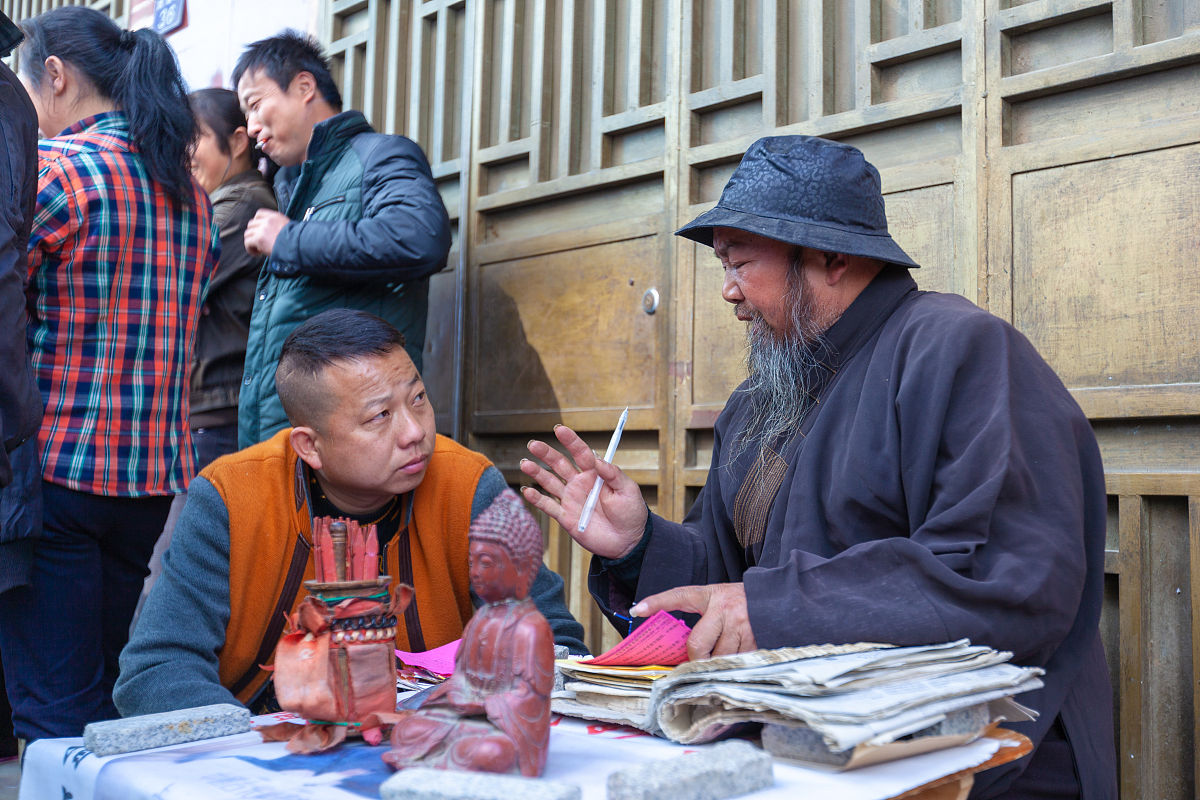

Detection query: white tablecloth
xmin=20 ymin=714 xmax=1010 ymax=800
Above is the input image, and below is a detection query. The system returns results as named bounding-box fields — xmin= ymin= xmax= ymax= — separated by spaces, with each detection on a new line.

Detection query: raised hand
xmin=520 ymin=424 xmax=647 ymax=560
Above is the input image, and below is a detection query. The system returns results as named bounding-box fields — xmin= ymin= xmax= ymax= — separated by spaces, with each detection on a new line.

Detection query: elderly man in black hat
xmin=521 ymin=136 xmax=1115 ymax=799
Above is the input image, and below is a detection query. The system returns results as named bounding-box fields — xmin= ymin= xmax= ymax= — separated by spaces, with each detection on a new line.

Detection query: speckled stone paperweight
xmin=83 ymin=703 xmax=251 ymax=756
xmin=380 ymin=767 xmax=581 ymax=800
xmin=606 ymin=740 xmax=773 ymax=800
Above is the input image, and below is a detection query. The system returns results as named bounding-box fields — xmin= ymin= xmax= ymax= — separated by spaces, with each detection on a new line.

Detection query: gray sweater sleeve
xmin=114 ymin=477 xmax=239 ymax=715
xmin=472 ymin=466 xmax=589 ymax=655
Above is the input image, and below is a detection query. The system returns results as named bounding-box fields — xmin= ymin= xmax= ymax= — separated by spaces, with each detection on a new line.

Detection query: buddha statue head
xmin=467 ymin=488 xmax=544 ymax=604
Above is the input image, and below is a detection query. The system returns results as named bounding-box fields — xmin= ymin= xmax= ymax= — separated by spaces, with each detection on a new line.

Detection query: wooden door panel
xmin=424 ymin=270 xmax=461 ymax=434
xmin=1011 ymin=144 xmax=1200 ymax=392
xmin=472 ymin=236 xmax=661 ymax=425
xmin=883 ymin=183 xmax=960 ymax=295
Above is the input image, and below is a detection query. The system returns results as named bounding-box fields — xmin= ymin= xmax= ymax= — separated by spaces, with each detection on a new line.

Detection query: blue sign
xmin=154 ymin=0 xmax=186 ymax=35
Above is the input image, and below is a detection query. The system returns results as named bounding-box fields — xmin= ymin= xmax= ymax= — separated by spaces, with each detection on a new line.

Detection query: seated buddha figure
xmin=384 ymin=488 xmax=554 ymax=777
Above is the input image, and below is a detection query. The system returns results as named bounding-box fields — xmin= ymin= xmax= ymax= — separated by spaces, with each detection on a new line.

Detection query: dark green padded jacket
xmin=237 ymin=111 xmax=450 ymax=449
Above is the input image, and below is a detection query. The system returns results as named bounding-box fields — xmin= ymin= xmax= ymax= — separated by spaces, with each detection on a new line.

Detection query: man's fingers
xmin=244 ymin=224 xmax=265 ymax=254
xmin=518 ymin=456 xmax=567 ymax=497
xmin=526 ymin=437 xmax=582 ymax=487
xmin=686 ymin=607 xmax=723 ymax=662
xmin=554 ymin=424 xmax=601 ymax=470
xmin=592 ymin=457 xmax=623 ymax=484
xmin=631 ymin=585 xmax=710 ymax=618
xmin=519 ymin=485 xmax=566 ymax=522
xmin=707 ymin=584 xmax=756 ymax=658
xmin=710 ymin=619 xmax=747 ymax=657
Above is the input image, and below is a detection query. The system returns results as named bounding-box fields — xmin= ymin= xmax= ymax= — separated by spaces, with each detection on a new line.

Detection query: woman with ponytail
xmin=0 ymin=6 xmax=217 ymax=740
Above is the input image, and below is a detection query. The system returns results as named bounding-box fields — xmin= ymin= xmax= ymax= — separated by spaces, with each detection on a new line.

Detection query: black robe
xmin=591 ymin=268 xmax=1116 ymax=799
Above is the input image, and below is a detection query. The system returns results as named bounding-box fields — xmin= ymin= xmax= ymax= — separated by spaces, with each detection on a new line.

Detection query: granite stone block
xmin=606 ymin=740 xmax=773 ymax=800
xmin=83 ymin=703 xmax=251 ymax=756
xmin=553 ymin=645 xmax=569 ymax=693
xmin=380 ymin=768 xmax=581 ymax=800
xmin=760 ymin=723 xmax=850 ymax=766
xmin=761 ymin=702 xmax=993 ymax=766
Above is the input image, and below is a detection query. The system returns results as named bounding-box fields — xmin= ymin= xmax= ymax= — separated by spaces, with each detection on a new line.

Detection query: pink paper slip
xmin=585 ymin=610 xmax=691 ymax=666
xmin=396 ymin=638 xmax=461 ymax=676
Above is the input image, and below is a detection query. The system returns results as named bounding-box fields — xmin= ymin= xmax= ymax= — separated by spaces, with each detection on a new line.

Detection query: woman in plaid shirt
xmin=0 ymin=6 xmax=217 ymax=741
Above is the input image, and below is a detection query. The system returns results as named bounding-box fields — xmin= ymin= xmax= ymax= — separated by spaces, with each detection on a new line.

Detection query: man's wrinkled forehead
xmin=712 ymin=227 xmax=787 ymax=259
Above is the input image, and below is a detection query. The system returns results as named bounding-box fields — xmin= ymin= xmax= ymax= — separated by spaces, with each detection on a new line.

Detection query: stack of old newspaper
xmin=554 ymin=639 xmax=1042 ymax=768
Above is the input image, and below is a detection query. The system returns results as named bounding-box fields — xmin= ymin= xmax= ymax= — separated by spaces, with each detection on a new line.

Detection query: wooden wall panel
xmin=460 ymin=0 xmax=677 ymax=656
xmin=985 ymin=0 xmax=1200 ymax=793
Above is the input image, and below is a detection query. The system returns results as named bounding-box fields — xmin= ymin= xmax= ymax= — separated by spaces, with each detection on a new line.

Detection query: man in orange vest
xmin=115 ymin=309 xmax=584 ymax=716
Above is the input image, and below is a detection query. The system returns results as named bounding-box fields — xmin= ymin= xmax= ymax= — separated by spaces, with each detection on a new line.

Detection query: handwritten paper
xmin=586 ymin=611 xmax=691 ymax=667
xmin=396 ymin=639 xmax=461 ymax=676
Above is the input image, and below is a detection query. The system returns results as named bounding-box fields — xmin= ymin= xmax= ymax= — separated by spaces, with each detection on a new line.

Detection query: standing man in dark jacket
xmin=233 ymin=31 xmax=451 ymax=449
xmin=0 ymin=8 xmax=45 ymax=756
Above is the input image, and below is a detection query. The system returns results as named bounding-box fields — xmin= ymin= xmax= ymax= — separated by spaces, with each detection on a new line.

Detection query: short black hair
xmin=276 ymin=309 xmax=406 ymax=429
xmin=231 ymin=29 xmax=342 ymax=110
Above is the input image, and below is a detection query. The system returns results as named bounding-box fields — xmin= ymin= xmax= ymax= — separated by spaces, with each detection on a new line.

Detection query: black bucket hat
xmin=676 ymin=135 xmax=918 ymax=269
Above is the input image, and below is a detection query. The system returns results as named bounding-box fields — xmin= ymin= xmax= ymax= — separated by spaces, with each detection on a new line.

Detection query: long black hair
xmin=19 ymin=6 xmax=197 ymax=207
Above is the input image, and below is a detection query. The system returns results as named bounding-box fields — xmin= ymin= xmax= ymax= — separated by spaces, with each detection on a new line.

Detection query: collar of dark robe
xmin=820 ymin=265 xmax=919 ymax=370
xmin=732 ymin=266 xmax=919 ymax=556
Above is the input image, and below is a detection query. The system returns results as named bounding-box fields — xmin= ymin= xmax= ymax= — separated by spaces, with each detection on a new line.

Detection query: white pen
xmin=577 ymin=407 xmax=629 ymax=533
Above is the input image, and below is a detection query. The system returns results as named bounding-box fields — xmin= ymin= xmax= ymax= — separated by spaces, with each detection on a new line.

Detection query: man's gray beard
xmin=731 ymin=272 xmax=830 ymax=465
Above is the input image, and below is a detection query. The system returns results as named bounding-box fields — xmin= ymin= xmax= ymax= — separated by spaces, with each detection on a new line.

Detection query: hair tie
xmin=119 ymin=29 xmax=136 ymax=50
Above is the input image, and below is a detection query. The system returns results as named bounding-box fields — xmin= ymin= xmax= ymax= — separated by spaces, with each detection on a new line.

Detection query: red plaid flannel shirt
xmin=26 ymin=112 xmax=218 ymax=496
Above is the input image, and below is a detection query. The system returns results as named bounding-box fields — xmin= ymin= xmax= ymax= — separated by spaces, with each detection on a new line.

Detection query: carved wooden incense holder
xmin=262 ymin=516 xmax=413 ymax=753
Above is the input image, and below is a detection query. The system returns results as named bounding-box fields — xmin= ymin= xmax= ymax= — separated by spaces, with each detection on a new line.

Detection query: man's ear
xmin=821 ymin=252 xmax=852 ymax=286
xmin=290 ymin=426 xmax=323 ymax=471
xmin=291 ymin=70 xmax=318 ymax=104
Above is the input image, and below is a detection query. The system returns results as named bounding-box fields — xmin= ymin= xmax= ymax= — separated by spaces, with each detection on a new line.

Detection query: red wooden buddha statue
xmin=383 ymin=488 xmax=555 ymax=776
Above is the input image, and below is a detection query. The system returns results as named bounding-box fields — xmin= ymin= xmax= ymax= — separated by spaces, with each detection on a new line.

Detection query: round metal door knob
xmin=642 ymin=287 xmax=660 ymax=314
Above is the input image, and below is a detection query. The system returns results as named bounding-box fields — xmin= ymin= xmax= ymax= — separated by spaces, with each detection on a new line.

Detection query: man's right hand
xmin=520 ymin=424 xmax=647 ymax=560
xmin=244 ymin=209 xmax=290 ymax=256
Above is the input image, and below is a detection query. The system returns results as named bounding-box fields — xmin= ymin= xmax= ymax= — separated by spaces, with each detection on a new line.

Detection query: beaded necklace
xmin=307 ymin=469 xmax=406 ymax=548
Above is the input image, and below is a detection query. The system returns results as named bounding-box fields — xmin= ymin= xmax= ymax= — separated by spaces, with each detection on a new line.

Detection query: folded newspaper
xmin=553 ymin=640 xmax=1043 ymax=769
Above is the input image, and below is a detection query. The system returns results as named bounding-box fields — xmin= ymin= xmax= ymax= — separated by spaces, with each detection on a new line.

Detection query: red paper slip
xmin=585 ymin=610 xmax=691 ymax=666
